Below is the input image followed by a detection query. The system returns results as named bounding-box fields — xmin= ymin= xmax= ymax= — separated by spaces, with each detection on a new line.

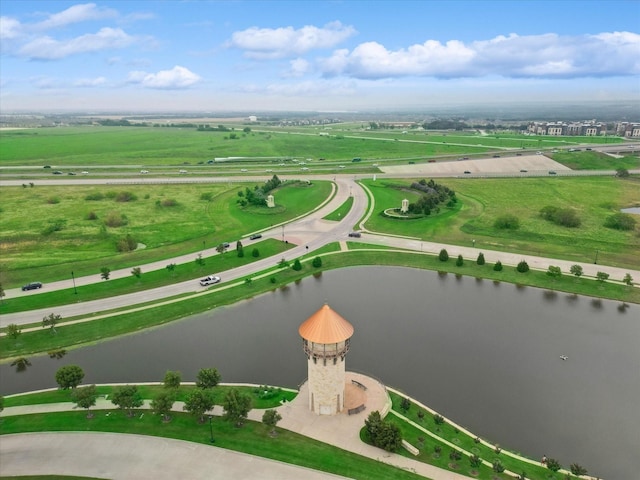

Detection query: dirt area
xmin=379 ymin=154 xmax=571 ymax=175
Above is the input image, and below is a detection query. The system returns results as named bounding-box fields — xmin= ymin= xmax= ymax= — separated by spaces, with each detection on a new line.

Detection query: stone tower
xmin=298 ymin=304 xmax=354 ymax=415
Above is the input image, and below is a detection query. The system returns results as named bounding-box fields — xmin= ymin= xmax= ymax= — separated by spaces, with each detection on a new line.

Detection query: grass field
xmin=362 ymin=176 xmax=640 ymax=268
xmin=0 ymin=180 xmax=331 ymax=285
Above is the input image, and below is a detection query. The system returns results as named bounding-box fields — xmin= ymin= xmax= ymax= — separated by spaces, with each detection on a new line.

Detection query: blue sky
xmin=1 ymin=0 xmax=639 ymax=112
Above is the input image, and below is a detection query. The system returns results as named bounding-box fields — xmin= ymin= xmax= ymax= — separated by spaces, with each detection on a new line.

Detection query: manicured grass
xmin=550 ymin=150 xmax=639 ymax=170
xmin=1 ymin=180 xmax=332 ymax=286
xmin=0 ymin=239 xmax=293 ymax=314
xmin=362 ymin=176 xmax=640 ymax=268
xmin=0 ymin=411 xmax=425 ymax=480
xmin=323 ymin=196 xmax=354 ymax=221
xmin=2 ymin=248 xmax=636 ymax=362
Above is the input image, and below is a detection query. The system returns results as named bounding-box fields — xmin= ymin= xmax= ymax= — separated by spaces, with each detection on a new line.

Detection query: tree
xmin=469 ymin=454 xmax=482 ymax=468
xmin=547 ymin=265 xmax=561 ymax=280
xmin=417 ymin=410 xmax=425 ymax=422
xmin=376 ymin=422 xmax=402 ymax=452
xmin=6 ymin=323 xmax=22 ymax=341
xmin=476 ymin=252 xmax=485 ymax=265
xmin=312 ymin=256 xmax=322 ymax=268
xmin=493 ymin=460 xmax=505 ymax=473
xmin=223 ymin=388 xmax=252 ymax=427
xmin=455 ymin=254 xmax=463 ymax=267
xmin=570 ymin=463 xmax=588 ymax=476
xmin=111 ymin=385 xmax=144 ymax=417
xmin=11 ymin=357 xmax=31 ymax=372
xmin=596 ymin=271 xmax=610 ymax=283
xmin=252 ymin=248 xmax=260 ymax=257
xmin=42 ymin=313 xmax=61 ymax=333
xmin=183 ymin=388 xmax=214 ymax=423
xmin=195 ymin=253 xmax=205 ymax=266
xmin=151 ymin=390 xmax=175 ymax=422
xmin=215 ymin=244 xmax=226 ymax=255
xmin=493 ymin=261 xmax=503 ymax=272
xmin=604 ymin=212 xmax=636 ymax=231
xmin=131 ymin=267 xmax=142 ymax=279
xmin=623 ymin=273 xmax=633 ymax=286
xmin=292 ymin=258 xmax=302 ymax=271
xmin=196 ymin=368 xmax=221 ymax=389
xmin=262 ymin=409 xmax=282 ymax=435
xmin=55 ymin=365 xmax=84 ymax=389
xmin=100 ymin=267 xmax=110 ymax=280
xmin=546 ymin=458 xmax=561 ymax=472
xmin=71 ymin=384 xmax=97 ymax=418
xmin=365 ymin=411 xmax=383 ymax=444
xmin=438 ymin=249 xmax=449 ymax=262
xmin=400 ymin=397 xmax=411 ymax=413
xmin=516 ymin=260 xmax=529 ymax=273
xmin=237 ymin=246 xmax=244 ymax=258
xmin=166 ymin=263 xmax=176 ymax=275
xmin=163 ymin=370 xmax=181 ymax=390
xmin=236 ymin=240 xmax=243 ymax=251
xmin=616 ymin=167 xmax=630 ymax=177
xmin=570 ymin=264 xmax=583 ymax=279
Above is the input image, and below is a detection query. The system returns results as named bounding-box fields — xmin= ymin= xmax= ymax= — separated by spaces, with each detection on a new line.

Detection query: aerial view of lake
xmin=2 ymin=266 xmax=637 ymax=479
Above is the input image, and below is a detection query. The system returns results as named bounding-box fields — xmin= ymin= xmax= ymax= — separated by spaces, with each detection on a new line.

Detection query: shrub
xmin=476 ymin=252 xmax=485 ymax=265
xmin=46 ymin=197 xmax=60 ymax=204
xmin=604 ymin=212 xmax=636 ymax=231
xmin=312 ymin=256 xmax=322 ymax=268
xmin=493 ymin=261 xmax=503 ymax=271
xmin=540 ymin=205 xmax=581 ymax=227
xmin=252 ymin=248 xmax=260 ymax=258
xmin=492 ymin=460 xmax=505 ymax=473
xmin=85 ymin=192 xmax=105 ymax=201
xmin=116 ymin=235 xmax=138 ymax=252
xmin=86 ymin=211 xmax=98 ymax=220
xmin=516 ymin=260 xmax=529 ymax=273
xmin=469 ymin=455 xmax=482 ymax=468
xmin=160 ymin=198 xmax=178 ymax=207
xmin=438 ymin=249 xmax=449 ymax=262
xmin=433 ymin=413 xmax=445 ymax=425
xmin=570 ymin=463 xmax=588 ymax=476
xmin=292 ymin=259 xmax=302 ymax=271
xmin=104 ymin=211 xmax=128 ymax=227
xmin=455 ymin=254 xmax=463 ymax=267
xmin=115 ymin=191 xmax=137 ymax=202
xmin=493 ymin=214 xmax=520 ymax=230
xmin=546 ymin=458 xmax=561 ymax=472
xmin=42 ymin=219 xmax=66 ymax=235
xmin=200 ymin=192 xmax=213 ymax=201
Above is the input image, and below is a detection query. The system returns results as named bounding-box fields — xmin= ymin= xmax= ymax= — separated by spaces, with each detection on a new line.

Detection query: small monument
xmin=299 ymin=304 xmax=354 ymax=415
xmin=401 ymin=198 xmax=409 ymax=214
xmin=266 ymin=194 xmax=275 ymax=208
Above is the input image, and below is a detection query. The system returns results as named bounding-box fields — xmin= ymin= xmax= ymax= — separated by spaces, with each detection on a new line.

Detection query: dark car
xmin=548 ymin=170 xmax=557 ymax=175
xmin=520 ymin=169 xmax=528 ymax=173
xmin=464 ymin=170 xmax=471 ymax=174
xmin=492 ymin=155 xmax=501 ymax=158
xmin=249 ymin=234 xmax=262 ymax=240
xmin=222 ymin=242 xmax=230 ymax=249
xmin=52 ymin=170 xmax=63 ymax=175
xmin=348 ymin=232 xmax=361 ymax=238
xmin=22 ymin=282 xmax=43 ymax=291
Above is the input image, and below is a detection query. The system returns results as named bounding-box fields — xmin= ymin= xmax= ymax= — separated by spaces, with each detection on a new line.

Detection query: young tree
xmin=492 ymin=460 xmax=505 ymax=473
xmin=312 ymin=256 xmax=322 ymax=268
xmin=223 ymin=388 xmax=252 ymax=427
xmin=596 ymin=271 xmax=610 ymax=283
xmin=262 ymin=409 xmax=282 ymax=435
xmin=151 ymin=390 xmax=175 ymax=422
xmin=292 ymin=258 xmax=302 ymax=271
xmin=476 ymin=252 xmax=485 ymax=265
xmin=438 ymin=249 xmax=449 ymax=262
xmin=111 ymin=385 xmax=144 ymax=417
xmin=546 ymin=458 xmax=561 ymax=472
xmin=6 ymin=323 xmax=22 ymax=341
xmin=417 ymin=410 xmax=425 ymax=422
xmin=237 ymin=246 xmax=244 ymax=258
xmin=252 ymin=248 xmax=260 ymax=258
xmin=493 ymin=261 xmax=503 ymax=272
xmin=547 ymin=265 xmax=561 ymax=280
xmin=570 ymin=463 xmax=588 ymax=476
xmin=166 ymin=263 xmax=176 ymax=275
xmin=55 ymin=365 xmax=85 ymax=389
xmin=183 ymin=389 xmax=214 ymax=423
xmin=570 ymin=264 xmax=583 ymax=279
xmin=163 ymin=370 xmax=182 ymax=390
xmin=100 ymin=267 xmax=110 ymax=280
xmin=516 ymin=260 xmax=529 ymax=273
xmin=365 ymin=411 xmax=383 ymax=445
xmin=196 ymin=368 xmax=221 ymax=389
xmin=71 ymin=384 xmax=98 ymax=418
xmin=195 ymin=253 xmax=205 ymax=266
xmin=236 ymin=240 xmax=243 ymax=251
xmin=11 ymin=357 xmax=31 ymax=372
xmin=42 ymin=313 xmax=61 ymax=333
xmin=623 ymin=273 xmax=633 ymax=286
xmin=215 ymin=244 xmax=226 ymax=255
xmin=131 ymin=267 xmax=142 ymax=279
xmin=400 ymin=397 xmax=411 ymax=413
xmin=455 ymin=254 xmax=463 ymax=267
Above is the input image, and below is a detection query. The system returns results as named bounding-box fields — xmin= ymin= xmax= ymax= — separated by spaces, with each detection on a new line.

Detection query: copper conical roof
xmin=298 ymin=304 xmax=354 ymax=344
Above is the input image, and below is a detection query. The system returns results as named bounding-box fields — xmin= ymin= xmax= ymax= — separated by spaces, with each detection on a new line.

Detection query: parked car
xmin=199 ymin=275 xmax=221 ymax=286
xmin=222 ymin=242 xmax=230 ymax=249
xmin=249 ymin=234 xmax=262 ymax=240
xmin=548 ymin=170 xmax=557 ymax=175
xmin=348 ymin=232 xmax=361 ymax=238
xmin=22 ymin=282 xmax=43 ymax=291
xmin=520 ymin=169 xmax=528 ymax=173
xmin=464 ymin=171 xmax=471 ymax=174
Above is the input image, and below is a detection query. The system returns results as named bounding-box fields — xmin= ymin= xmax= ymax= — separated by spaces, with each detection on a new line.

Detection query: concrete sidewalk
xmin=1 ymin=374 xmax=474 ymax=480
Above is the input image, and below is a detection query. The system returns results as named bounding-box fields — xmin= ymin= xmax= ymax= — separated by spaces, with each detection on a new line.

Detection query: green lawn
xmin=362 ymin=176 xmax=640 ymax=268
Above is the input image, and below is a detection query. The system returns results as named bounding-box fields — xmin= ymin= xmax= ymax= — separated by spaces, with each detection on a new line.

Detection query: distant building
xmin=247 ymin=115 xmax=257 ymax=122
xmin=615 ymin=122 xmax=640 ymax=137
xmin=527 ymin=121 xmax=605 ymax=136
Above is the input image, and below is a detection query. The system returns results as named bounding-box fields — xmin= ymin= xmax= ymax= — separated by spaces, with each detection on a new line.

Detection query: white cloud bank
xmin=127 ymin=66 xmax=202 ymax=89
xmin=317 ymin=31 xmax=640 ymax=79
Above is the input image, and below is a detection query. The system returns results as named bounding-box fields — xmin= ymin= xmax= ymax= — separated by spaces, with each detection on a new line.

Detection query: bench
xmin=351 ymin=379 xmax=367 ymax=390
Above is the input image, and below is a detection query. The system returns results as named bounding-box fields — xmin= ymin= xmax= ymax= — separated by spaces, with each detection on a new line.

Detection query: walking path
xmin=1 ymin=374 xmax=476 ymax=480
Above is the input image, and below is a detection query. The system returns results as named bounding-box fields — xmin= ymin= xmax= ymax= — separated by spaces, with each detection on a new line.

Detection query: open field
xmin=0 ymin=180 xmax=331 ymax=285
xmin=362 ymin=176 xmax=640 ymax=268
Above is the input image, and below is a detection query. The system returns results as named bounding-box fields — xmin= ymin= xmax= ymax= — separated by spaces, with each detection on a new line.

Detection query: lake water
xmin=2 ymin=266 xmax=638 ymax=479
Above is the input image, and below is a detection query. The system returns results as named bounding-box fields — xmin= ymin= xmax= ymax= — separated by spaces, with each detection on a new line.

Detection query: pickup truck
xmin=199 ymin=275 xmax=221 ymax=286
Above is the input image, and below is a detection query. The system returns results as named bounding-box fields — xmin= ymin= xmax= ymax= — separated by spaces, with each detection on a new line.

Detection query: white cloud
xmin=229 ymin=21 xmax=356 ymax=59
xmin=33 ymin=3 xmax=117 ymax=30
xmin=74 ymin=76 xmax=107 ymax=87
xmin=18 ymin=27 xmax=136 ymax=60
xmin=0 ymin=16 xmax=22 ymax=40
xmin=127 ymin=66 xmax=202 ymax=89
xmin=319 ymin=31 xmax=640 ymax=79
xmin=286 ymin=58 xmax=311 ymax=77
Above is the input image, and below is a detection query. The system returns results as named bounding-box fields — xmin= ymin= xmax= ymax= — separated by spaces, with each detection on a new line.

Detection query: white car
xmin=179 ymin=169 xmax=188 ymax=174
xmin=81 ymin=171 xmax=89 ymax=175
xmin=140 ymin=170 xmax=149 ymax=174
xmin=199 ymin=275 xmax=221 ymax=286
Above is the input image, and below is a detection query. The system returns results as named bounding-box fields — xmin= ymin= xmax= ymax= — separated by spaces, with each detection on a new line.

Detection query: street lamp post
xmin=71 ymin=271 xmax=77 ymax=294
xmin=209 ymin=415 xmax=215 ymax=443
xmin=594 ymin=250 xmax=599 ymax=264
xmin=281 ymin=225 xmax=285 ymax=242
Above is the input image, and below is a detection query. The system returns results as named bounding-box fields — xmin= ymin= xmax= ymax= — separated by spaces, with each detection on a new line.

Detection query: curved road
xmin=2 ymin=168 xmax=638 ymax=328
